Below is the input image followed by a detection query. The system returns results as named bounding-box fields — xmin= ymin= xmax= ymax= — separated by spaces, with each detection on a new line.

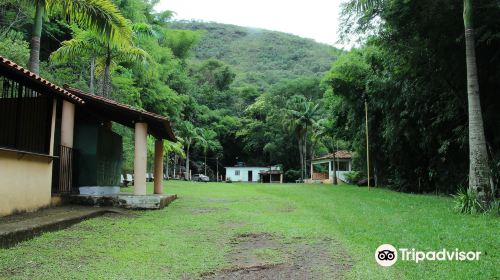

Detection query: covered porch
xmin=53 ymin=86 xmax=177 ymax=209
xmin=308 ymin=151 xmax=353 ymax=184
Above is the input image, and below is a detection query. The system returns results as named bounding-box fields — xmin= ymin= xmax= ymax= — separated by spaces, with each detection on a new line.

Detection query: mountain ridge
xmin=169 ymin=20 xmax=342 ymax=89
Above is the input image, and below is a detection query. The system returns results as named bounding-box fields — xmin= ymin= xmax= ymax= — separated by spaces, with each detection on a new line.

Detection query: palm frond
xmin=114 ymin=46 xmax=151 ymax=64
xmin=345 ymin=0 xmax=383 ymax=13
xmin=132 ymin=22 xmax=155 ymax=38
xmin=46 ymin=0 xmax=132 ymax=47
xmin=50 ymin=27 xmax=105 ymax=61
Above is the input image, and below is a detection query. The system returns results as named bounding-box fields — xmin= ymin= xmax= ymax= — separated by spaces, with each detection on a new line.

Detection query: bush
xmin=344 ymin=171 xmax=362 ymax=184
xmin=284 ymin=169 xmax=301 ymax=182
xmin=453 ymin=188 xmax=485 ymax=214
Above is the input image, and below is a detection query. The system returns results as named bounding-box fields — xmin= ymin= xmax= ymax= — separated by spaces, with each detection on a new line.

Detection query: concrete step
xmin=70 ymin=193 xmax=177 ymax=209
xmin=0 ymin=206 xmax=125 ymax=248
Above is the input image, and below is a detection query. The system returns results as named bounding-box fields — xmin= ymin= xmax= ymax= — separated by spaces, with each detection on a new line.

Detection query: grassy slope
xmin=0 ymin=182 xmax=498 ymax=279
xmin=170 ymin=21 xmax=341 ymax=89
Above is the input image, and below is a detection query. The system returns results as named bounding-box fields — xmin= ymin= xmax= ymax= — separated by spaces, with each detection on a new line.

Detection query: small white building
xmin=225 ymin=166 xmax=268 ymax=182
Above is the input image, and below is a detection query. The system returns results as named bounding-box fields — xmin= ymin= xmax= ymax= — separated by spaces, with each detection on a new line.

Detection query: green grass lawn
xmin=0 ymin=182 xmax=498 ymax=279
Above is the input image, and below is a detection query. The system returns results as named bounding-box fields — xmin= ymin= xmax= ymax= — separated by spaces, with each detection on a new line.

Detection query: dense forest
xmin=170 ymin=21 xmax=341 ymax=89
xmin=0 ymin=0 xmax=498 ymax=210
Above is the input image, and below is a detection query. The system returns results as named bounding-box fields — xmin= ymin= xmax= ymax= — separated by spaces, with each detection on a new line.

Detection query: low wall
xmin=0 ymin=151 xmax=53 ymax=216
xmin=312 ymin=172 xmax=328 ymax=180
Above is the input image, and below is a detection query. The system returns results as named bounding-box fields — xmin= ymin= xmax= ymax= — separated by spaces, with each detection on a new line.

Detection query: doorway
xmin=248 ymin=170 xmax=253 ymax=182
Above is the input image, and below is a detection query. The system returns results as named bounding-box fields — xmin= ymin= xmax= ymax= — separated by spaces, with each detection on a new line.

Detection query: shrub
xmin=284 ymin=169 xmax=301 ymax=182
xmin=344 ymin=171 xmax=362 ymax=184
xmin=453 ymin=188 xmax=485 ymax=214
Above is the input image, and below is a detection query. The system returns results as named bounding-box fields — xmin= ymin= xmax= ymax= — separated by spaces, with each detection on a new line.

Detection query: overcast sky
xmin=155 ymin=0 xmax=346 ymax=49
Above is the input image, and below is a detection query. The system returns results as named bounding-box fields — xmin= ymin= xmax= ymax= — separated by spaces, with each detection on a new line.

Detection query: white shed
xmin=225 ymin=166 xmax=268 ymax=182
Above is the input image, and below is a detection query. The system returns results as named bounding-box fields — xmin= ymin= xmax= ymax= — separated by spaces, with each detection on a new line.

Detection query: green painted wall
xmin=74 ymin=123 xmax=122 ymax=186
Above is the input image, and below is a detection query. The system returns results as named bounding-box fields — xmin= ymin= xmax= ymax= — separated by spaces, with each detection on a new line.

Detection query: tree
xmin=463 ymin=0 xmax=493 ymax=208
xmin=27 ymin=0 xmax=131 ymax=74
xmin=345 ymin=0 xmax=494 ymax=208
xmin=177 ymin=121 xmax=200 ymax=180
xmin=51 ymin=27 xmax=149 ymax=96
xmin=285 ymin=96 xmax=321 ymax=180
xmin=193 ymin=59 xmax=236 ymax=91
xmin=196 ymin=128 xmax=221 ymax=176
xmin=163 ymin=139 xmax=185 ymax=179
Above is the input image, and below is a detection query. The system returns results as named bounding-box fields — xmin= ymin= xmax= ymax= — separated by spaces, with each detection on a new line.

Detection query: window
xmin=235 ymin=170 xmax=240 ymax=176
xmin=0 ymin=75 xmax=53 ymax=154
xmin=337 ymin=161 xmax=350 ymax=171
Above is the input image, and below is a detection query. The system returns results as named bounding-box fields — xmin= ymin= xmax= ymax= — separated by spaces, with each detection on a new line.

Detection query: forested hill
xmin=170 ymin=21 xmax=342 ymax=89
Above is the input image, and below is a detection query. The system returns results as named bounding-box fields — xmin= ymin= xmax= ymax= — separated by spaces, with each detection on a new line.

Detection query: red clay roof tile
xmin=0 ymin=56 xmax=84 ymax=104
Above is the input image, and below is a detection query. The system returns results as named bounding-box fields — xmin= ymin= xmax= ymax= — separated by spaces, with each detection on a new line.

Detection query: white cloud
xmin=155 ymin=0 xmax=348 ymax=49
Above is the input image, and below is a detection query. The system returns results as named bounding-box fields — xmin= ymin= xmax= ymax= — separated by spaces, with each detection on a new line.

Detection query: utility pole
xmin=365 ymin=99 xmax=370 ymax=190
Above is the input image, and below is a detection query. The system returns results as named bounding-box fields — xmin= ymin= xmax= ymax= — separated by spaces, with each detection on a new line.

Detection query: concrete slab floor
xmin=71 ymin=193 xmax=178 ymax=209
xmin=0 ymin=206 xmax=126 ymax=248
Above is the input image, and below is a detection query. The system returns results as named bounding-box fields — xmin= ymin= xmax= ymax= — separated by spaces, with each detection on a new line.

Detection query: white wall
xmin=225 ymin=167 xmax=268 ymax=182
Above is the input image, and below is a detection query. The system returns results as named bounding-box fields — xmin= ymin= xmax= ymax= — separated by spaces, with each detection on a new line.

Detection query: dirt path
xmin=203 ymin=232 xmax=353 ymax=280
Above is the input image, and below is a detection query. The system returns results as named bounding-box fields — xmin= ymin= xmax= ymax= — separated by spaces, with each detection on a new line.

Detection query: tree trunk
xmin=185 ymin=145 xmax=190 ymax=180
xmin=173 ymin=154 xmax=177 ymax=179
xmin=90 ymin=56 xmax=96 ymax=93
xmin=101 ymin=51 xmax=112 ymax=97
xmin=165 ymin=152 xmax=169 ymax=179
xmin=303 ymin=132 xmax=307 ymax=180
xmin=332 ymin=154 xmax=337 ymax=185
xmin=28 ymin=0 xmax=44 ymax=74
xmin=298 ymin=136 xmax=304 ymax=180
xmin=204 ymin=153 xmax=207 ymax=175
xmin=463 ymin=0 xmax=493 ymax=208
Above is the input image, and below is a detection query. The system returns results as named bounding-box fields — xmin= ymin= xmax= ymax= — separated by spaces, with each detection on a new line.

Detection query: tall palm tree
xmin=163 ymin=139 xmax=185 ymax=179
xmin=51 ymin=27 xmax=149 ymax=96
xmin=177 ymin=121 xmax=200 ymax=180
xmin=285 ymin=96 xmax=321 ymax=180
xmin=196 ymin=129 xmax=221 ymax=176
xmin=347 ymin=0 xmax=493 ymax=208
xmin=462 ymin=0 xmax=492 ymax=208
xmin=27 ymin=0 xmax=131 ymax=74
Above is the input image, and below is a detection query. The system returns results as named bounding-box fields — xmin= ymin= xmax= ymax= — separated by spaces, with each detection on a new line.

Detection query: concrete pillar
xmin=61 ymin=100 xmax=75 ymax=148
xmin=154 ymin=139 xmax=163 ymax=194
xmin=328 ymin=161 xmax=332 ymax=179
xmin=49 ymin=100 xmax=57 ymax=155
xmin=134 ymin=122 xmax=148 ymax=195
xmin=310 ymin=162 xmax=314 ymax=180
xmin=280 ymin=173 xmax=283 ymax=184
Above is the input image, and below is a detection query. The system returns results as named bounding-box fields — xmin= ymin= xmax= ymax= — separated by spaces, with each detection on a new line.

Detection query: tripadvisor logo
xmin=375 ymin=244 xmax=481 ymax=267
xmin=375 ymin=244 xmax=398 ymax=267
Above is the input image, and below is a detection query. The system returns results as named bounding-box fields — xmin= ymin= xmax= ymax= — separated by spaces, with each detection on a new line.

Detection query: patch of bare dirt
xmin=190 ymin=208 xmax=229 ymax=214
xmin=203 ymin=232 xmax=353 ymax=280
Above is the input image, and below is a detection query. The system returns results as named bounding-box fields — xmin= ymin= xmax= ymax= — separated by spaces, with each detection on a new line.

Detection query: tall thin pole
xmin=365 ymin=99 xmax=370 ymax=190
xmin=216 ymin=157 xmax=219 ymax=182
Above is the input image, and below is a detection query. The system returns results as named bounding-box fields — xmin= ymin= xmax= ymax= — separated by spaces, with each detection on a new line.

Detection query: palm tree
xmin=462 ymin=0 xmax=493 ymax=208
xmin=27 ymin=0 xmax=131 ymax=74
xmin=196 ymin=129 xmax=221 ymax=176
xmin=51 ymin=27 xmax=149 ymax=96
xmin=312 ymin=119 xmax=339 ymax=184
xmin=347 ymin=0 xmax=493 ymax=209
xmin=163 ymin=139 xmax=185 ymax=179
xmin=285 ymin=96 xmax=321 ymax=180
xmin=177 ymin=121 xmax=200 ymax=180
